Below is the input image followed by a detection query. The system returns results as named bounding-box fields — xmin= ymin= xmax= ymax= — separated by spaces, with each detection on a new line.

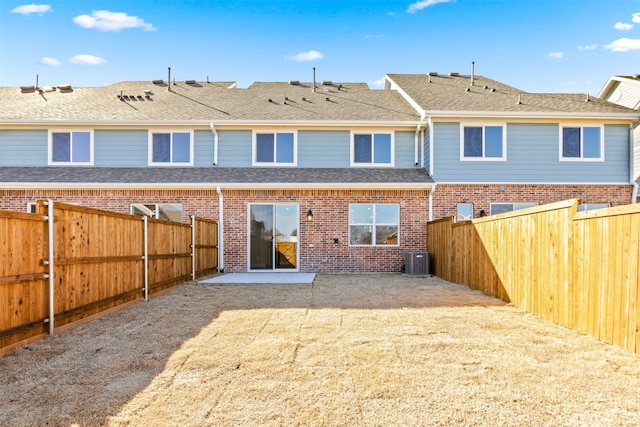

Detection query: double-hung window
xmin=560 ymin=126 xmax=603 ymax=161
xmin=351 ymin=132 xmax=393 ymax=166
xmin=49 ymin=130 xmax=93 ymax=165
xmin=349 ymin=203 xmax=399 ymax=246
xmin=149 ymin=131 xmax=193 ymax=165
xmin=460 ymin=124 xmax=506 ymax=160
xmin=253 ymin=131 xmax=296 ymax=165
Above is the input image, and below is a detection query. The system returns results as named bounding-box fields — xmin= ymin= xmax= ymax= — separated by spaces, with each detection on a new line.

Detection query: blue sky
xmin=1 ymin=0 xmax=639 ymax=94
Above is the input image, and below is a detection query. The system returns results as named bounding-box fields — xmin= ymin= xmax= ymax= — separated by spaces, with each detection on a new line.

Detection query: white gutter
xmin=210 ymin=121 xmax=218 ymax=166
xmin=216 ymin=185 xmax=224 ymax=273
xmin=0 ymin=119 xmax=426 ymax=128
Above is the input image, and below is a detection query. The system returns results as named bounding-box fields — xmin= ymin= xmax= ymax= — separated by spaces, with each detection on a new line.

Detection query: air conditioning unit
xmin=405 ymin=251 xmax=430 ymax=276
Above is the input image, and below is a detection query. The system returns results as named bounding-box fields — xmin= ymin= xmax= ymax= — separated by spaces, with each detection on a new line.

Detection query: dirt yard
xmin=2 ymin=274 xmax=640 ymax=426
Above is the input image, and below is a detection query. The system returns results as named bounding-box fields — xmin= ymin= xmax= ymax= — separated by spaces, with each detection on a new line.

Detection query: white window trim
xmin=48 ymin=129 xmax=94 ymax=165
xmin=350 ymin=131 xmax=395 ymax=167
xmin=148 ymin=130 xmax=194 ymax=166
xmin=252 ymin=130 xmax=298 ymax=166
xmin=459 ymin=123 xmax=507 ymax=162
xmin=558 ymin=125 xmax=605 ymax=162
xmin=348 ymin=203 xmax=400 ymax=247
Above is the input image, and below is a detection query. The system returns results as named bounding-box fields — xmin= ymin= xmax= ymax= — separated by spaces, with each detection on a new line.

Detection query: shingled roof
xmin=385 ymin=73 xmax=639 ymax=118
xmin=0 ymin=80 xmax=420 ymax=124
xmin=0 ymin=167 xmax=434 ymax=189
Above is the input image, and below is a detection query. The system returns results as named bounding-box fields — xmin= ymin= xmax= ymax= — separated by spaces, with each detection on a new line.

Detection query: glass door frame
xmin=247 ymin=202 xmax=300 ymax=272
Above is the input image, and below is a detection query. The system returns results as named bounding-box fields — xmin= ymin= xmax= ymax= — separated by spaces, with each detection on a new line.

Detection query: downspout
xmin=47 ymin=200 xmax=55 ymax=335
xmin=428 ymin=183 xmax=436 ymax=221
xmin=210 ymin=121 xmax=218 ymax=166
xmin=414 ymin=123 xmax=420 ymax=166
xmin=631 ymin=122 xmax=638 ymax=203
xmin=216 ymin=185 xmax=225 ymax=272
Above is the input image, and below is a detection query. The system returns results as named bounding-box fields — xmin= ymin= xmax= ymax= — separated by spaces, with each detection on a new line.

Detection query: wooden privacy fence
xmin=1 ymin=201 xmax=218 ymax=354
xmin=426 ymin=199 xmax=640 ymax=354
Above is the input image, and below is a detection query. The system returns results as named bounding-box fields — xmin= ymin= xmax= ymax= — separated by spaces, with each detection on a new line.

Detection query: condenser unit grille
xmin=405 ymin=251 xmax=429 ymax=275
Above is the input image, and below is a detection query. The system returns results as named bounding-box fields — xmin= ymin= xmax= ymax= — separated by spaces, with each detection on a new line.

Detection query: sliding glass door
xmin=249 ymin=204 xmax=298 ymax=271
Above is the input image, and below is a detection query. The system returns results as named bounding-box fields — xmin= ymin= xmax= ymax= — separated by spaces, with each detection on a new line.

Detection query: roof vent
xmin=143 ymin=89 xmax=152 ymax=95
xmin=57 ymin=84 xmax=72 ymax=93
xmin=517 ymin=94 xmax=522 ymax=105
xmin=633 ymin=74 xmax=640 ymax=79
xmin=322 ymin=80 xmax=332 ymax=86
xmin=483 ymin=85 xmax=489 ymax=90
xmin=585 ymin=93 xmax=590 ymax=102
xmin=20 ymin=85 xmax=36 ymax=93
xmin=465 ymin=87 xmax=471 ymax=92
xmin=427 ymin=72 xmax=438 ymax=76
xmin=449 ymin=72 xmax=459 ymax=77
xmin=289 ymin=80 xmax=300 ymax=85
xmin=491 ymin=88 xmax=496 ymax=92
xmin=185 ymin=80 xmax=197 ymax=85
xmin=152 ymin=79 xmax=164 ymax=85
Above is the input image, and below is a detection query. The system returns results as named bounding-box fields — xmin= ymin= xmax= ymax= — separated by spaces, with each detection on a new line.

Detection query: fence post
xmin=191 ymin=215 xmax=196 ymax=281
xmin=143 ymin=215 xmax=149 ymax=301
xmin=47 ymin=200 xmax=55 ymax=335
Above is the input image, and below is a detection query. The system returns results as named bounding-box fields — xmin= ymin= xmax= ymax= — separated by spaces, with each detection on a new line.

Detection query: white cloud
xmin=72 ymin=10 xmax=155 ymax=31
xmin=40 ymin=57 xmax=60 ymax=66
xmin=370 ymin=77 xmax=386 ymax=89
xmin=69 ymin=54 xmax=106 ymax=65
xmin=11 ymin=4 xmax=51 ymax=15
xmin=365 ymin=34 xmax=384 ymax=39
xmin=577 ymin=44 xmax=597 ymax=51
xmin=604 ymin=37 xmax=640 ymax=52
xmin=632 ymin=12 xmax=640 ymax=23
xmin=407 ymin=0 xmax=454 ymax=13
xmin=548 ymin=51 xmax=564 ymax=59
xmin=614 ymin=22 xmax=633 ymax=30
xmin=285 ymin=50 xmax=324 ymax=62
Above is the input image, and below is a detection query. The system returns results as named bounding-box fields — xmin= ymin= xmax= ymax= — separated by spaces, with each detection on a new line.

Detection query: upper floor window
xmin=49 ymin=130 xmax=93 ymax=165
xmin=149 ymin=131 xmax=193 ymax=166
xmin=560 ymin=126 xmax=603 ymax=161
xmin=460 ymin=124 xmax=505 ymax=161
xmin=349 ymin=203 xmax=399 ymax=246
xmin=351 ymin=132 xmax=393 ymax=166
xmin=253 ymin=131 xmax=296 ymax=166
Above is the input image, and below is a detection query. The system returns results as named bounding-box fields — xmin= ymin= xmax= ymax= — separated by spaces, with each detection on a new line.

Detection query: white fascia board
xmin=383 ymin=75 xmax=427 ymax=121
xmin=1 ymin=182 xmax=435 ymax=190
xmin=0 ymin=119 xmax=424 ymax=128
xmin=425 ymin=111 xmax=639 ymax=121
xmin=597 ymin=76 xmax=623 ymax=99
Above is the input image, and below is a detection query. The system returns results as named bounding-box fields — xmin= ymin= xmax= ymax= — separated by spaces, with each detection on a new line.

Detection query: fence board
xmin=1 ymin=202 xmax=218 ymax=354
xmin=427 ymin=199 xmax=640 ymax=354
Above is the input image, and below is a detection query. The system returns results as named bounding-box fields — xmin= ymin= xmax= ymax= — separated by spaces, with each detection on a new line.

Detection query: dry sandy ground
xmin=1 ymin=274 xmax=640 ymax=427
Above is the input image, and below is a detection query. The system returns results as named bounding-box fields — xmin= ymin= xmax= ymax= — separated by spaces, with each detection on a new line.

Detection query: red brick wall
xmin=431 ymin=184 xmax=633 ymax=220
xmin=0 ymin=189 xmax=220 ymax=222
xmin=0 ymin=188 xmax=429 ymax=273
xmin=223 ymin=189 xmax=429 ymax=273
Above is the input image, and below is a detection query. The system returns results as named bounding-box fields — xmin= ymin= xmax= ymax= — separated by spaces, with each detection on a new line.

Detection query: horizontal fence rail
xmin=1 ymin=201 xmax=218 ymax=354
xmin=426 ymin=199 xmax=640 ymax=354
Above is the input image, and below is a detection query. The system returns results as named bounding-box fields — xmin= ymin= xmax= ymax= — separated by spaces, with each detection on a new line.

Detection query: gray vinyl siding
xmin=194 ymin=130 xmax=214 ymax=166
xmin=394 ymin=131 xmax=416 ymax=167
xmin=298 ymin=130 xmax=349 ymax=167
xmin=433 ymin=122 xmax=630 ymax=183
xmin=94 ymin=130 xmax=147 ymax=167
xmin=0 ymin=129 xmax=48 ymax=166
xmin=216 ymin=130 xmax=252 ymax=167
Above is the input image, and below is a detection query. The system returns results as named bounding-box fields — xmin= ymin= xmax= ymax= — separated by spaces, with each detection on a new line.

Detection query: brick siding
xmin=431 ymin=184 xmax=633 ymax=220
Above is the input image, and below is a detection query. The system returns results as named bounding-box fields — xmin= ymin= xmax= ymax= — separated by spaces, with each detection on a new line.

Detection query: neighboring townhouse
xmin=0 ymin=78 xmax=433 ymax=273
xmin=598 ymin=74 xmax=640 ymax=202
xmin=385 ymin=72 xmax=639 ymax=220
